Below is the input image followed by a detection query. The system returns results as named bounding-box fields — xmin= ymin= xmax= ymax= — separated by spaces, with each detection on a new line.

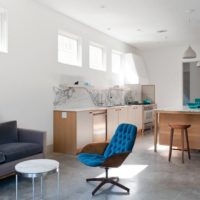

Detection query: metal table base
xmin=15 ymin=169 xmax=60 ymax=200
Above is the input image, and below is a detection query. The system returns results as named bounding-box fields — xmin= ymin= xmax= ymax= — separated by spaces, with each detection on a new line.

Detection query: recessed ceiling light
xmin=157 ymin=29 xmax=168 ymax=33
xmin=101 ymin=5 xmax=106 ymax=9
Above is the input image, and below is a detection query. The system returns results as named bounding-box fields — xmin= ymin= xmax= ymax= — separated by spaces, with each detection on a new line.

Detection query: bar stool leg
xmin=169 ymin=128 xmax=174 ymax=162
xmin=185 ymin=129 xmax=191 ymax=160
xmin=181 ymin=129 xmax=184 ymax=163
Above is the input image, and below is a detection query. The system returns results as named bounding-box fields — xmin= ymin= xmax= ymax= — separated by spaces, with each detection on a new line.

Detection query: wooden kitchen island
xmin=154 ymin=108 xmax=200 ymax=152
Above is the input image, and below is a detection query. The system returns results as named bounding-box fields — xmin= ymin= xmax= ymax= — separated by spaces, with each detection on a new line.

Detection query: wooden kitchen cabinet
xmin=127 ymin=105 xmax=143 ymax=130
xmin=54 ymin=110 xmax=93 ymax=154
xmin=107 ymin=107 xmax=128 ymax=140
xmin=107 ymin=105 xmax=143 ymax=140
xmin=54 ymin=105 xmax=144 ymax=154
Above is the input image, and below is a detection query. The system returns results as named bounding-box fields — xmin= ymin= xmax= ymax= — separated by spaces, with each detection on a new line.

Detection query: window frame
xmin=112 ymin=50 xmax=123 ymax=74
xmin=89 ymin=42 xmax=106 ymax=71
xmin=0 ymin=7 xmax=8 ymax=53
xmin=57 ymin=30 xmax=82 ymax=67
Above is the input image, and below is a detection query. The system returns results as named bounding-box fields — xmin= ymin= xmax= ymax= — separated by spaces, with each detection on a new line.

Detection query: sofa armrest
xmin=17 ymin=128 xmax=46 ymax=154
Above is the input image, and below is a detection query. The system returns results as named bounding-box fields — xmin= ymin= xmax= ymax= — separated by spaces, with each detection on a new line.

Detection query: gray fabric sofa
xmin=0 ymin=121 xmax=46 ymax=178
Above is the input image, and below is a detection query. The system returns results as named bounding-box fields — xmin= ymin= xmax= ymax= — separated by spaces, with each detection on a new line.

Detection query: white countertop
xmin=54 ymin=106 xmax=107 ymax=112
xmin=53 ymin=105 xmax=145 ymax=112
xmin=155 ymin=106 xmax=200 ymax=113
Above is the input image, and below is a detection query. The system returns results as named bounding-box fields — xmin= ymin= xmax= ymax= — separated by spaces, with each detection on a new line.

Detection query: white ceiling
xmin=36 ymin=0 xmax=200 ymax=49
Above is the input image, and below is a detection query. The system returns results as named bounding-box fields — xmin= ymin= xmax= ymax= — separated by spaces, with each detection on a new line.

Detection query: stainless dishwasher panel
xmin=92 ymin=111 xmax=107 ymax=142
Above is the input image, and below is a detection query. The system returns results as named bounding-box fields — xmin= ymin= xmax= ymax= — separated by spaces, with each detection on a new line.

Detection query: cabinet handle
xmin=93 ymin=112 xmax=106 ymax=116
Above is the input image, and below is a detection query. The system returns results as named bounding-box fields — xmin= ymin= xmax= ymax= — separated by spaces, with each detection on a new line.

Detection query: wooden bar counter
xmin=154 ymin=107 xmax=200 ymax=152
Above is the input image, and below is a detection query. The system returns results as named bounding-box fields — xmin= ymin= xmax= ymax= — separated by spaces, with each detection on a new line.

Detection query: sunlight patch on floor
xmin=148 ymin=144 xmax=169 ymax=151
xmin=96 ymin=164 xmax=148 ymax=179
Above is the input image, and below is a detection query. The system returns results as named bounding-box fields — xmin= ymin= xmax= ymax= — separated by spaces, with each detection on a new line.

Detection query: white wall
xmin=0 ymin=0 xmax=143 ymax=145
xmin=142 ymin=44 xmax=200 ymax=108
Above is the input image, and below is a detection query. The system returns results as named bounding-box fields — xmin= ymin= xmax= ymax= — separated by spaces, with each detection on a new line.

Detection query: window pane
xmin=0 ymin=8 xmax=8 ymax=53
xmin=89 ymin=45 xmax=105 ymax=71
xmin=58 ymin=34 xmax=81 ymax=66
xmin=112 ymin=52 xmax=122 ymax=73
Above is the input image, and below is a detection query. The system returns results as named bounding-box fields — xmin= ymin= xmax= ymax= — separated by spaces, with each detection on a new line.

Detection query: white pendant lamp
xmin=183 ymin=9 xmax=197 ymax=59
xmin=183 ymin=45 xmax=197 ymax=59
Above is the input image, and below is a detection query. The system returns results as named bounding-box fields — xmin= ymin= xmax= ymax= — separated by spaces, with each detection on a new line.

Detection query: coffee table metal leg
xmin=16 ymin=174 xmax=18 ymax=200
xmin=32 ymin=177 xmax=35 ymax=200
xmin=41 ymin=176 xmax=43 ymax=200
xmin=57 ymin=170 xmax=60 ymax=200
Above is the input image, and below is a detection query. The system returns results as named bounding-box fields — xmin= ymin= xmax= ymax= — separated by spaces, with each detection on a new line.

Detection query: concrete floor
xmin=1 ymin=133 xmax=200 ymax=200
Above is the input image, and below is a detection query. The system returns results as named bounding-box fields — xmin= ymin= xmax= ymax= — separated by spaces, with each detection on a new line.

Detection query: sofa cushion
xmin=0 ymin=152 xmax=5 ymax=163
xmin=0 ymin=121 xmax=18 ymax=144
xmin=0 ymin=143 xmax=42 ymax=163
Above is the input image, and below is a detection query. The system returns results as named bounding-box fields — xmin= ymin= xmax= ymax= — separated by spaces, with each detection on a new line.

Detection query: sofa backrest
xmin=0 ymin=121 xmax=18 ymax=144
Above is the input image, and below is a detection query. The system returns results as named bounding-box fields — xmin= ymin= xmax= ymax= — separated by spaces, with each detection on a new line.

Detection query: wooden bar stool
xmin=168 ymin=123 xmax=191 ymax=163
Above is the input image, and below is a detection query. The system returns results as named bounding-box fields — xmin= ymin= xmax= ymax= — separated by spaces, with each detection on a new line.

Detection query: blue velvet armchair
xmin=78 ymin=123 xmax=137 ymax=195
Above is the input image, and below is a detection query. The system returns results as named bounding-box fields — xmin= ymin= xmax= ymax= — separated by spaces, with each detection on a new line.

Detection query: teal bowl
xmin=143 ymin=99 xmax=152 ymax=105
xmin=195 ymin=98 xmax=200 ymax=104
xmin=187 ymin=103 xmax=200 ymax=109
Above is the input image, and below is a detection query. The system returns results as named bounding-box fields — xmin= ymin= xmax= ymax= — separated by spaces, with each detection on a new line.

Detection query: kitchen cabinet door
xmin=76 ymin=111 xmax=93 ymax=149
xmin=127 ymin=106 xmax=136 ymax=125
xmin=127 ymin=106 xmax=143 ymax=129
xmin=118 ymin=107 xmax=128 ymax=125
xmin=107 ymin=108 xmax=118 ymax=140
xmin=134 ymin=106 xmax=143 ymax=129
xmin=92 ymin=111 xmax=107 ymax=143
xmin=53 ymin=111 xmax=76 ymax=154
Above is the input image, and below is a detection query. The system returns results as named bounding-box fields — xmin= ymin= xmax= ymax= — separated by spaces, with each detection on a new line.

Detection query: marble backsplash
xmin=53 ymin=84 xmax=141 ymax=109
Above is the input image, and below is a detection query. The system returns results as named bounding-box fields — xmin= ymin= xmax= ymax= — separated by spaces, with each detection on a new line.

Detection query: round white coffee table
xmin=15 ymin=159 xmax=60 ymax=200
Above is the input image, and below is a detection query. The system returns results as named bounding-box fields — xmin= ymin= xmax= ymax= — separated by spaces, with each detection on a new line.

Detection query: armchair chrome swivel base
xmin=86 ymin=168 xmax=130 ymax=196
